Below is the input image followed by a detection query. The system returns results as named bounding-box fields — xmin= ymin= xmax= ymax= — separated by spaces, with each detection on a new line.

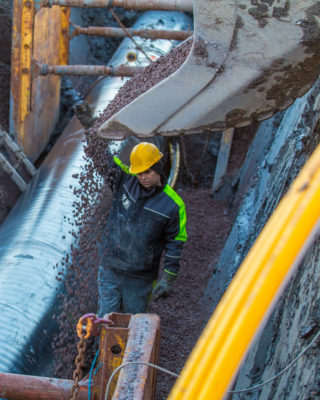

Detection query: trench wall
xmin=202 ymin=78 xmax=320 ymax=399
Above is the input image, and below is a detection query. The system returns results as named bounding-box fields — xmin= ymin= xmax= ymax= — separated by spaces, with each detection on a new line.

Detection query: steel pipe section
xmin=0 ymin=11 xmax=192 ymax=375
xmin=0 ymin=372 xmax=89 ymax=400
xmin=38 ymin=64 xmax=143 ymax=77
xmin=69 ymin=24 xmax=193 ymax=41
xmin=39 ymin=0 xmax=193 ymax=13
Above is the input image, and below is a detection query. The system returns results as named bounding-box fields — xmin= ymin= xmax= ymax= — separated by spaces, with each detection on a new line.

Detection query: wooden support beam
xmin=0 ymin=153 xmax=27 ymax=191
xmin=0 ymin=128 xmax=37 ymax=177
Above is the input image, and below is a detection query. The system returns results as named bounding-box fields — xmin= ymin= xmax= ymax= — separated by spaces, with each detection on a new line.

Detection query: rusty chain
xmin=70 ymin=332 xmax=87 ymax=400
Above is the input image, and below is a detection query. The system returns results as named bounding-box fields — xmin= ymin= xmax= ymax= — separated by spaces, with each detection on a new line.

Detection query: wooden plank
xmin=0 ymin=128 xmax=36 ymax=176
xmin=10 ymin=1 xmax=67 ymax=161
xmin=0 ymin=153 xmax=27 ymax=191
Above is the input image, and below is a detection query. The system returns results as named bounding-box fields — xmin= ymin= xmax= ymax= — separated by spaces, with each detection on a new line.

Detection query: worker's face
xmin=137 ymin=169 xmax=161 ymax=189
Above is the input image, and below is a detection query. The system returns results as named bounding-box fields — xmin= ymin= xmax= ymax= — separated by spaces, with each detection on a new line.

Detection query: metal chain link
xmin=70 ymin=332 xmax=87 ymax=400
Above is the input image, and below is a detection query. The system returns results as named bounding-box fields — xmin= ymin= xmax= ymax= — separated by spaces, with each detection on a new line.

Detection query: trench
xmin=0 ymin=6 xmax=195 ymax=380
xmin=0 ymin=1 xmax=320 ymax=400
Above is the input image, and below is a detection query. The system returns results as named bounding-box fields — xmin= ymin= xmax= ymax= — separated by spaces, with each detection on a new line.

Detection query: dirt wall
xmin=232 ymin=236 xmax=320 ymax=400
xmin=202 ymin=79 xmax=320 ymax=399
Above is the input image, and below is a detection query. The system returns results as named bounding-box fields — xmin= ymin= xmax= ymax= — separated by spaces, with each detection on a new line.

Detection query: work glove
xmin=152 ymin=271 xmax=177 ymax=301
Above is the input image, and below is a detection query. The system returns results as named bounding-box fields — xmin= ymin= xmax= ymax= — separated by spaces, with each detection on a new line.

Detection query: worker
xmin=98 ymin=141 xmax=187 ymax=316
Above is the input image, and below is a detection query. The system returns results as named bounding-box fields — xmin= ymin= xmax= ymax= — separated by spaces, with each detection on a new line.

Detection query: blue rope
xmin=88 ymin=349 xmax=100 ymax=400
xmin=94 ymin=362 xmax=103 ymax=375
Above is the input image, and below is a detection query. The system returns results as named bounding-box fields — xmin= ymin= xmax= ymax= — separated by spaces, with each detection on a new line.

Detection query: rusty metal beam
xmin=0 ymin=372 xmax=89 ymax=400
xmin=92 ymin=312 xmax=160 ymax=400
xmin=98 ymin=321 xmax=130 ymax=399
xmin=39 ymin=0 xmax=193 ymax=13
xmin=112 ymin=314 xmax=160 ymax=400
xmin=70 ymin=24 xmax=193 ymax=41
xmin=0 ymin=313 xmax=160 ymax=400
xmin=37 ymin=63 xmax=142 ymax=76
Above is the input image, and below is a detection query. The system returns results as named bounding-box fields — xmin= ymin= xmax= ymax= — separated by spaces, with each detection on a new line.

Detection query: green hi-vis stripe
xmin=113 ymin=155 xmax=132 ymax=174
xmin=164 ymin=269 xmax=178 ymax=276
xmin=163 ymin=185 xmax=187 ymax=242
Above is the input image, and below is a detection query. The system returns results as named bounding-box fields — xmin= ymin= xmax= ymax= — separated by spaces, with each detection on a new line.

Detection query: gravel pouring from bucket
xmin=97 ymin=0 xmax=320 ymax=140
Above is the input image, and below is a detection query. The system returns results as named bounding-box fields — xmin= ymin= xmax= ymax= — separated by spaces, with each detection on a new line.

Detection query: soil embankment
xmin=203 ymin=79 xmax=320 ymax=400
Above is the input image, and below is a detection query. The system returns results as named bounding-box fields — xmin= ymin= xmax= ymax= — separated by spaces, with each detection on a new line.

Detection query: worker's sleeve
xmin=163 ymin=202 xmax=187 ymax=276
xmin=105 ymin=155 xmax=132 ymax=191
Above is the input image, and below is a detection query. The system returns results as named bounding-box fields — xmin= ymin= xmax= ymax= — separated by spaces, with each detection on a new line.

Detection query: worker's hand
xmin=151 ymin=271 xmax=177 ymax=301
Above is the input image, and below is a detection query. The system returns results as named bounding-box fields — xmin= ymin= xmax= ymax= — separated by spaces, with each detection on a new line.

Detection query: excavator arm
xmin=98 ymin=0 xmax=320 ymax=140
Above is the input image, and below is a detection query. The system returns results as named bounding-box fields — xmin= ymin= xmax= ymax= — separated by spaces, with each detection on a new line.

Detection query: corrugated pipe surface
xmin=0 ymin=11 xmax=192 ymax=374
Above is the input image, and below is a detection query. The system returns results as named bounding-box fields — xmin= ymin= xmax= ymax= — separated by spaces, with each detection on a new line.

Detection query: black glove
xmin=152 ymin=271 xmax=177 ymax=301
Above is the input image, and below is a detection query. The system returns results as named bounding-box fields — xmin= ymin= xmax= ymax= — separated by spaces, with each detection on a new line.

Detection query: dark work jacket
xmin=100 ymin=157 xmax=187 ymax=281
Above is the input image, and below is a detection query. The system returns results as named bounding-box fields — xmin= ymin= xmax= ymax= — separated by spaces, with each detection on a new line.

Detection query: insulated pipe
xmin=40 ymin=0 xmax=193 ymax=13
xmin=0 ymin=11 xmax=193 ymax=375
xmin=70 ymin=24 xmax=193 ymax=41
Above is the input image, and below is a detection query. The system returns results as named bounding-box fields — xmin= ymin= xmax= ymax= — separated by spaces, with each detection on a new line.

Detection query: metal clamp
xmin=76 ymin=313 xmax=115 ymax=339
xmin=39 ymin=64 xmax=48 ymax=76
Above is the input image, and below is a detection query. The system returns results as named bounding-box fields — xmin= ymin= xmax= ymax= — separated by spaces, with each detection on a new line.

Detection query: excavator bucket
xmin=98 ymin=0 xmax=320 ymax=140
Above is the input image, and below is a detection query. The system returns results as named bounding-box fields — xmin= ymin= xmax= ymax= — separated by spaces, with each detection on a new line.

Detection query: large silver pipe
xmin=0 ymin=11 xmax=192 ymax=374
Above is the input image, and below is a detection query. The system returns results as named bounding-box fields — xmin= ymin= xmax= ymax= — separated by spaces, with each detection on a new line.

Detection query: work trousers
xmin=98 ymin=267 xmax=153 ymax=316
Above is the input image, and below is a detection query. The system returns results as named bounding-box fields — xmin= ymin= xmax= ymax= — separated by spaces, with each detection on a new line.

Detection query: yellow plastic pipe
xmin=168 ymin=142 xmax=320 ymax=400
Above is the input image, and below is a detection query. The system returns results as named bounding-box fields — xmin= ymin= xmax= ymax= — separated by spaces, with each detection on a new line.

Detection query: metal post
xmin=112 ymin=313 xmax=161 ymax=400
xmin=212 ymin=128 xmax=235 ymax=193
xmin=37 ymin=63 xmax=142 ymax=77
xmin=70 ymin=24 xmax=193 ymax=41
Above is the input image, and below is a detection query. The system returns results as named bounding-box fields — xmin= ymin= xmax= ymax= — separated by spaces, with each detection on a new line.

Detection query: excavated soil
xmin=0 ymin=2 xmax=256 ymax=398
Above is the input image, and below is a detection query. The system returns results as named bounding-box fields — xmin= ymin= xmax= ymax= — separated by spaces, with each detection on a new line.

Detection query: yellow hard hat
xmin=129 ymin=142 xmax=163 ymax=174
